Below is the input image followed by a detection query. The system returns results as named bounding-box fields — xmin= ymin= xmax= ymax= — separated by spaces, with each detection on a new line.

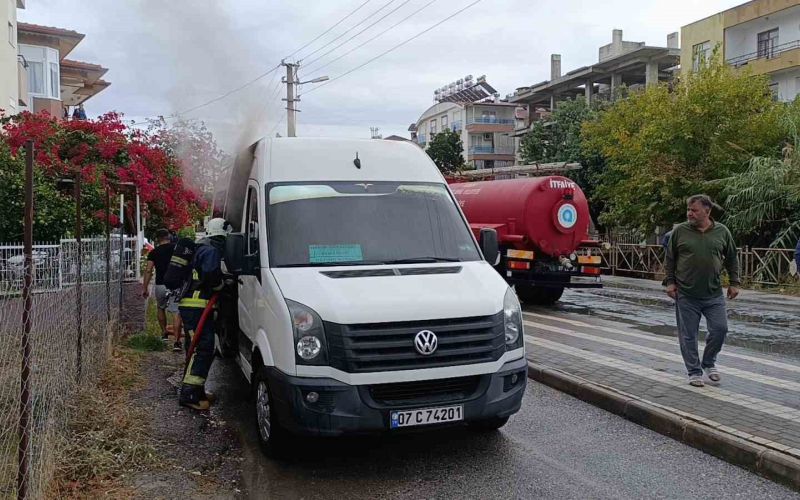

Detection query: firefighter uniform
xmin=178 ymin=239 xmax=225 ymax=410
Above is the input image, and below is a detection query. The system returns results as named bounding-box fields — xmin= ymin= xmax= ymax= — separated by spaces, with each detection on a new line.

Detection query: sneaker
xmin=172 ymin=341 xmax=182 ymax=352
xmin=161 ymin=333 xmax=169 ymax=342
xmin=705 ymin=367 xmax=721 ymax=383
xmin=688 ymin=375 xmax=705 ymax=387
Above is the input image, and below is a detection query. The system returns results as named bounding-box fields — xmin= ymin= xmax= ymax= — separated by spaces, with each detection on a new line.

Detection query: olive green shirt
xmin=665 ymin=221 xmax=740 ymax=299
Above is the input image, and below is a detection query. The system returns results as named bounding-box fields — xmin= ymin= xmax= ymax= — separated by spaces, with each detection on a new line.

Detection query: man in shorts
xmin=143 ymin=228 xmax=183 ymax=350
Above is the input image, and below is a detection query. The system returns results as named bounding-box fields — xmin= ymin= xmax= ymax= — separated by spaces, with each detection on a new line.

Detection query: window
xmin=769 ymin=81 xmax=779 ymax=100
xmin=758 ymin=28 xmax=779 ymax=59
xmin=28 ymin=61 xmax=44 ymax=95
xmin=430 ymin=118 xmax=437 ymax=135
xmin=692 ymin=41 xmax=711 ymax=72
xmin=441 ymin=115 xmax=448 ymax=130
xmin=267 ymin=182 xmax=480 ymax=267
xmin=49 ymin=62 xmax=59 ymax=99
xmin=19 ymin=44 xmax=60 ymax=99
xmin=246 ymin=186 xmax=259 ymax=256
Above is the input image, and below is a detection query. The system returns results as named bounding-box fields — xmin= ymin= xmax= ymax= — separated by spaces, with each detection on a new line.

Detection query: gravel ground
xmin=122 ymin=350 xmax=244 ymax=499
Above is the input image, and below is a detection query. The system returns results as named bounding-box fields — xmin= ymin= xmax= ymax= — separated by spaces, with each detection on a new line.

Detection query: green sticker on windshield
xmin=309 ymin=244 xmax=363 ymax=264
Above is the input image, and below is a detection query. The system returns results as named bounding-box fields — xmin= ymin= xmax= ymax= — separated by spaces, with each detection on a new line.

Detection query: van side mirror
xmin=479 ymin=228 xmax=500 ymax=266
xmin=225 ymin=233 xmax=255 ymax=275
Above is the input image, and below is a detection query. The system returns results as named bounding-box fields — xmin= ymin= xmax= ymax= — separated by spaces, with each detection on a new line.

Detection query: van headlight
xmin=504 ymin=288 xmax=523 ymax=349
xmin=286 ymin=300 xmax=328 ymax=365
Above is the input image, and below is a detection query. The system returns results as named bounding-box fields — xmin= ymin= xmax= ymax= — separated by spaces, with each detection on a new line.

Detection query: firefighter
xmin=177 ymin=218 xmax=231 ymax=410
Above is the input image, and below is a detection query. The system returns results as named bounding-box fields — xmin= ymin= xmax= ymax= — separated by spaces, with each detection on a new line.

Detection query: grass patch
xmin=48 ymin=348 xmax=158 ymax=498
xmin=126 ymin=333 xmax=165 ymax=352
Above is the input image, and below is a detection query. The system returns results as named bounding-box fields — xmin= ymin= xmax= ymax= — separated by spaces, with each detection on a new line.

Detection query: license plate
xmin=390 ymin=405 xmax=463 ymax=429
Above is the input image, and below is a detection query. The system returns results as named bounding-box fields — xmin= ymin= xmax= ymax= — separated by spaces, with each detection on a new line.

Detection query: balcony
xmin=727 ymin=39 xmax=800 ymax=68
xmin=468 ymin=146 xmax=515 ymax=156
xmin=465 ymin=116 xmax=515 ymax=133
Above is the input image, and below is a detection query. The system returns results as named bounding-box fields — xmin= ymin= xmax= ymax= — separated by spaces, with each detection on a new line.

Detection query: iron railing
xmin=466 ymin=117 xmax=515 ymax=125
xmin=600 ymin=243 xmax=800 ymax=286
xmin=727 ymin=39 xmax=800 ymax=67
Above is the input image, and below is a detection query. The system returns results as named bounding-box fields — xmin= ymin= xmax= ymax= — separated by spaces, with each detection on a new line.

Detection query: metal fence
xmin=0 ymin=237 xmax=139 ymax=294
xmin=1 ymin=140 xmax=145 ymax=499
xmin=601 ymin=243 xmax=799 ymax=286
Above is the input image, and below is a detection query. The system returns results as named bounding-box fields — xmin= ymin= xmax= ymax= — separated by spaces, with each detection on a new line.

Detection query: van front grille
xmin=325 ymin=312 xmax=505 ymax=373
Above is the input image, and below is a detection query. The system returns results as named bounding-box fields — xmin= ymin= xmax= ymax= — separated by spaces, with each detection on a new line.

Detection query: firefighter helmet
xmin=206 ymin=218 xmax=231 ymax=237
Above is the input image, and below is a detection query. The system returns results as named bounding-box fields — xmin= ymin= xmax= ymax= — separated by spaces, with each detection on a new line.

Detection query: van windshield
xmin=267 ymin=182 xmax=481 ymax=267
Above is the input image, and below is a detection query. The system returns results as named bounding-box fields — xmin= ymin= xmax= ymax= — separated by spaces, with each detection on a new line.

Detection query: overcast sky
xmin=20 ymin=0 xmax=743 ymax=151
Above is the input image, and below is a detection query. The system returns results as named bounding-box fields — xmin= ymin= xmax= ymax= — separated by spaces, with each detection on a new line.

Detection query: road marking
xmin=524 ymin=311 xmax=800 ymax=374
xmin=523 ymin=320 xmax=800 ymax=392
xmin=526 ymin=337 xmax=800 ymax=423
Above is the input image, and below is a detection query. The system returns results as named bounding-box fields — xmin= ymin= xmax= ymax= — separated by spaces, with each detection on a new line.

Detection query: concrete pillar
xmin=551 ymin=54 xmax=562 ymax=80
xmin=550 ymin=94 xmax=557 ymax=111
xmin=667 ymin=32 xmax=679 ymax=49
xmin=646 ymin=61 xmax=659 ymax=87
xmin=585 ymin=80 xmax=594 ymax=103
xmin=610 ymin=74 xmax=623 ymax=97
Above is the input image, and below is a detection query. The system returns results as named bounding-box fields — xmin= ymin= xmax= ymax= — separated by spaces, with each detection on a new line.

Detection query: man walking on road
xmin=665 ymin=195 xmax=740 ymax=387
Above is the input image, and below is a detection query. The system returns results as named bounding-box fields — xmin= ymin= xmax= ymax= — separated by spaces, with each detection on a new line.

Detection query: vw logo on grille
xmin=414 ymin=330 xmax=438 ymax=355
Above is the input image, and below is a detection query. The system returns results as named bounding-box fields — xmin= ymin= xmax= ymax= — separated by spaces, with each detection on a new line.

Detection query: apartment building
xmin=682 ymin=0 xmax=800 ymax=101
xmin=510 ymin=29 xmax=679 ymax=139
xmin=1 ymin=0 xmax=26 ymax=115
xmin=412 ymin=76 xmax=517 ymax=169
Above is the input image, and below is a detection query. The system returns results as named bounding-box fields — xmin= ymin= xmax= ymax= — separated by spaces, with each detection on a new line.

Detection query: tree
xmin=519 ymin=98 xmax=598 ymax=164
xmin=721 ymin=101 xmax=800 ymax=248
xmin=582 ymin=56 xmax=785 ymax=233
xmin=147 ymin=117 xmax=229 ymax=203
xmin=426 ymin=128 xmax=465 ymax=174
xmin=519 ymin=98 xmax=607 ymax=223
xmin=0 ymin=111 xmax=207 ymax=241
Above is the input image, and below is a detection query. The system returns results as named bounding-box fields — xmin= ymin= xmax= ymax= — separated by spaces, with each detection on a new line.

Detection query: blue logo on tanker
xmin=558 ymin=204 xmax=578 ymax=229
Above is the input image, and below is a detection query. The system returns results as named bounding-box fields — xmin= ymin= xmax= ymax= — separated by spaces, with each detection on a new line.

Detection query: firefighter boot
xmin=179 ymin=384 xmax=210 ymax=411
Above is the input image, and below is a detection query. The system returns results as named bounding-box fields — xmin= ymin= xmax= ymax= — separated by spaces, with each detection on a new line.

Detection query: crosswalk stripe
xmin=526 ymin=337 xmax=800 ymax=423
xmin=524 ymin=320 xmax=800 ymax=392
xmin=524 ymin=311 xmax=800 ymax=374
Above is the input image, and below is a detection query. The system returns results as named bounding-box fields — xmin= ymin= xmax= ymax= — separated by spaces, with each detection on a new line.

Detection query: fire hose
xmin=184 ymin=292 xmax=220 ymax=370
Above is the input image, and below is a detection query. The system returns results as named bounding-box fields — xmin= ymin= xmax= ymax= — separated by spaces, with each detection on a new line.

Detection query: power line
xmin=303 ymin=0 xmax=438 ymax=75
xmin=303 ymin=0 xmax=484 ymax=96
xmin=302 ymin=0 xmax=414 ymax=70
xmin=159 ymin=2 xmax=382 ymax=120
xmin=163 ymin=63 xmax=281 ymax=120
xmin=287 ymin=0 xmax=374 ymax=58
xmin=299 ymin=0 xmax=398 ymax=61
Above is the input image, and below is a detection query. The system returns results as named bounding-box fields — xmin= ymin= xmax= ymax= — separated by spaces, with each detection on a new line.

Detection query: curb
xmin=527 ymin=362 xmax=800 ymax=491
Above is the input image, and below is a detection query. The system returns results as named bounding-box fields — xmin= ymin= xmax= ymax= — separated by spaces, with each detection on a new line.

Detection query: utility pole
xmin=281 ymin=59 xmax=329 ymax=138
xmin=281 ymin=60 xmax=299 ymax=138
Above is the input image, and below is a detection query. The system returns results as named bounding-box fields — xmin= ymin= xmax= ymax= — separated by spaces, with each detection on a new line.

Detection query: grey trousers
xmin=675 ymin=294 xmax=728 ymax=377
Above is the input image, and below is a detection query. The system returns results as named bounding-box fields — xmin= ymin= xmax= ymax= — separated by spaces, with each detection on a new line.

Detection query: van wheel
xmin=469 ymin=416 xmax=510 ymax=432
xmin=254 ymin=368 xmax=286 ymax=457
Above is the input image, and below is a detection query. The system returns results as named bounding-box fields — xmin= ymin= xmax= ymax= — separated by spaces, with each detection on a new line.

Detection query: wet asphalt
xmin=210 ymin=359 xmax=799 ymax=499
xmin=205 ymin=279 xmax=800 ymax=499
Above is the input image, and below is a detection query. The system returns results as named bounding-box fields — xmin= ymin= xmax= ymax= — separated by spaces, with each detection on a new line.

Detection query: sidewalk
xmin=523 ymin=303 xmax=800 ymax=489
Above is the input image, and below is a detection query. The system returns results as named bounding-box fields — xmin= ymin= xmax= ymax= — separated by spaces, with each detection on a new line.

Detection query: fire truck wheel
xmin=516 ymin=285 xmax=564 ymax=305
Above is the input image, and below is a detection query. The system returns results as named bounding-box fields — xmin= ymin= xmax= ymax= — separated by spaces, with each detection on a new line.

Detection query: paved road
xmin=556 ymin=277 xmax=800 ymax=358
xmin=210 ymin=360 xmax=798 ymax=499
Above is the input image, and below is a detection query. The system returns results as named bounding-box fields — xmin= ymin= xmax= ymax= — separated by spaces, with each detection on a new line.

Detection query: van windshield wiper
xmin=384 ymin=257 xmax=462 ymax=264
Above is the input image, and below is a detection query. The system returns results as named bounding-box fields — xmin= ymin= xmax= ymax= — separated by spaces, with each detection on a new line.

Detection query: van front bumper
xmin=265 ymin=357 xmax=528 ymax=436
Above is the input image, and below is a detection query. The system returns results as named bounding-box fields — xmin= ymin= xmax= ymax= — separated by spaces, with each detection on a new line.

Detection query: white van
xmin=219 ymin=137 xmax=526 ymax=454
